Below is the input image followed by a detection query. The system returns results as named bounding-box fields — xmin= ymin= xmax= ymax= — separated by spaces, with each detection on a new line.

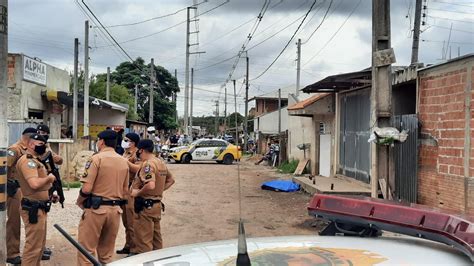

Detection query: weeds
xmin=278 ymin=159 xmax=299 ymax=174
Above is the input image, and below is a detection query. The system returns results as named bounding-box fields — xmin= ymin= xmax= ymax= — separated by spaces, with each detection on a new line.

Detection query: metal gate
xmin=339 ymin=88 xmax=371 ymax=183
xmin=392 ymin=114 xmax=418 ymax=203
xmin=8 ymin=122 xmax=39 ymax=146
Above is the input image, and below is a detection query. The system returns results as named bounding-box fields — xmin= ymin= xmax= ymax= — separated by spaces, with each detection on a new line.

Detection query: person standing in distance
xmin=116 ymin=133 xmax=141 ymax=255
xmin=76 ymin=130 xmax=129 ymax=265
xmin=16 ymin=134 xmax=56 ymax=266
xmin=130 ymin=139 xmax=175 ymax=255
xmin=6 ymin=127 xmax=38 ymax=265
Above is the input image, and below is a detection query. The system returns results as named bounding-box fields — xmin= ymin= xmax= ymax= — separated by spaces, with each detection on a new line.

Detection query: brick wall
xmin=418 ymin=60 xmax=473 ymax=216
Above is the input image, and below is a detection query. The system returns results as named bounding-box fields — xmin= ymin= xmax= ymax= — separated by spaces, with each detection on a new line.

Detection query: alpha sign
xmin=23 ymin=55 xmax=47 ymax=85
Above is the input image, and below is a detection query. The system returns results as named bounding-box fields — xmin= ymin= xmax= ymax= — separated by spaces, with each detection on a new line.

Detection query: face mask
xmin=42 ymin=134 xmax=49 ymax=142
xmin=121 ymin=140 xmax=130 ymax=149
xmin=95 ymin=140 xmax=102 ymax=152
xmin=34 ymin=144 xmax=47 ymax=155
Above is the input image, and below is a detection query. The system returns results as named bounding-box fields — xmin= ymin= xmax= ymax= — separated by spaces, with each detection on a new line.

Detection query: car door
xmin=192 ymin=140 xmax=214 ymax=161
xmin=211 ymin=140 xmax=228 ymax=160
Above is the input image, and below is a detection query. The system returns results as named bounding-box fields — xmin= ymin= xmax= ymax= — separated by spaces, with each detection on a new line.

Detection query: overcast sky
xmin=8 ymin=0 xmax=474 ymax=116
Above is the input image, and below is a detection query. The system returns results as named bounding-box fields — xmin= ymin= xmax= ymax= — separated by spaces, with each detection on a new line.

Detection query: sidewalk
xmin=293 ymin=175 xmax=371 ymax=196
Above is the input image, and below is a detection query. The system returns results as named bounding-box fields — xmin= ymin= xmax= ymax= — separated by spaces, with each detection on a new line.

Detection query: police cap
xmin=22 ymin=127 xmax=38 ymax=135
xmin=97 ymin=130 xmax=118 ymax=140
xmin=137 ymin=139 xmax=154 ymax=151
xmin=125 ymin=133 xmax=140 ymax=144
xmin=37 ymin=124 xmax=50 ymax=134
xmin=30 ymin=134 xmax=47 ymax=143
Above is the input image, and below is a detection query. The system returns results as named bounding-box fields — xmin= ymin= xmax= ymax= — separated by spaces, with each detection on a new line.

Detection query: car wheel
xmin=182 ymin=153 xmax=192 ymax=164
xmin=223 ymin=154 xmax=234 ymax=165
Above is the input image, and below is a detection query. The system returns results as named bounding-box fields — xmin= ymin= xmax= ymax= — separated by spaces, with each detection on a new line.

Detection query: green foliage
xmin=62 ymin=180 xmax=82 ymax=188
xmin=278 ymin=159 xmax=299 ymax=174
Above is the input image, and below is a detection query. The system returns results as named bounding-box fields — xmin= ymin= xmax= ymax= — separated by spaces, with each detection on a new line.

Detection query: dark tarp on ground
xmin=261 ymin=180 xmax=300 ymax=192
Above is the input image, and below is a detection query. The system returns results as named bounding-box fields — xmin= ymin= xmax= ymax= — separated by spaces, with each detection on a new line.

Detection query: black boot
xmin=43 ymin=247 xmax=53 ymax=255
xmin=116 ymin=247 xmax=130 ymax=254
xmin=6 ymin=256 xmax=21 ymax=265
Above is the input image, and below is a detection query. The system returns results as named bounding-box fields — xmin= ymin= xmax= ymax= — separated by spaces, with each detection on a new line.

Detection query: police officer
xmin=76 ymin=130 xmax=129 ymax=265
xmin=16 ymin=134 xmax=56 ymax=266
xmin=130 ymin=139 xmax=175 ymax=255
xmin=6 ymin=127 xmax=37 ymax=265
xmin=37 ymin=124 xmax=63 ymax=165
xmin=116 ymin=132 xmax=141 ymax=255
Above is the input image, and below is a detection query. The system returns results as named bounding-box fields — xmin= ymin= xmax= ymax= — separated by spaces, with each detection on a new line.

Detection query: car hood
xmin=170 ymin=145 xmax=189 ymax=152
xmin=110 ymin=235 xmax=469 ymax=265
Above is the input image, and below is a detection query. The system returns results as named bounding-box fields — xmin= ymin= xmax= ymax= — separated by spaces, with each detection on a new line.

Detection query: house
xmin=416 ymin=54 xmax=473 ymax=215
xmin=301 ymin=65 xmax=418 ymax=202
xmin=250 ymin=88 xmax=291 ymax=156
xmin=7 ymin=53 xmax=70 ymax=142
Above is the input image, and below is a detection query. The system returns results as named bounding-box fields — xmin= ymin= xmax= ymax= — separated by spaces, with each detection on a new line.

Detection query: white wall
xmin=255 ymin=107 xmax=288 ymax=134
xmin=75 ymin=107 xmax=126 ymax=127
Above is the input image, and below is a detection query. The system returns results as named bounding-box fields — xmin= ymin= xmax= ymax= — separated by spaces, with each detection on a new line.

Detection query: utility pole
xmin=0 ymin=0 xmax=8 ymax=262
xmin=174 ymin=69 xmax=178 ymax=125
xmin=370 ymin=0 xmax=394 ymax=198
xmin=190 ymin=67 xmax=194 ymax=136
xmin=410 ymin=0 xmax=422 ymax=64
xmin=233 ymin=79 xmax=238 ymax=146
xmin=83 ymin=20 xmax=90 ymax=137
xmin=134 ymin=84 xmax=138 ymax=115
xmin=296 ymin=38 xmax=301 ymax=95
xmin=185 ymin=6 xmax=205 ymax=136
xmin=244 ymin=54 xmax=249 ymax=151
xmin=224 ymin=86 xmax=227 ymax=134
xmin=214 ymin=100 xmax=219 ymax=135
xmin=73 ymin=38 xmax=79 ymax=140
xmin=106 ymin=66 xmax=110 ymax=101
xmin=149 ymin=58 xmax=155 ymax=125
xmin=278 ymin=88 xmax=282 ymax=165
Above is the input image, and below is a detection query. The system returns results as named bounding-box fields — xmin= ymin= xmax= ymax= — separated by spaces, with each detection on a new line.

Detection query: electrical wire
xmin=428 ymin=7 xmax=474 ymax=15
xmin=97 ymin=0 xmax=207 ymax=29
xmin=251 ymin=0 xmax=319 ymax=81
xmin=303 ymin=0 xmax=362 ymax=67
xmin=302 ymin=0 xmax=333 ymax=44
xmin=427 ymin=15 xmax=474 ymax=24
xmin=428 ymin=24 xmax=474 ymax=34
xmin=432 ymin=0 xmax=474 ymax=7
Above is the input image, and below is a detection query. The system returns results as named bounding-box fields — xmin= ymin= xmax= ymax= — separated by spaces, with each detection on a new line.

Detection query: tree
xmin=112 ymin=57 xmax=179 ymax=130
xmin=89 ymin=74 xmax=138 ymax=120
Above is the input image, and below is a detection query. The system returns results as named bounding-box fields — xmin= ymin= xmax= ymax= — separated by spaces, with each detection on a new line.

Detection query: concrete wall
xmin=255 ymin=98 xmax=288 ymax=117
xmin=417 ymin=56 xmax=473 ymax=216
xmin=254 ymin=107 xmax=288 ymax=134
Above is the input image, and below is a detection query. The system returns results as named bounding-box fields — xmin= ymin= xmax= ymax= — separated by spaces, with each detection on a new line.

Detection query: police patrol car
xmin=169 ymin=138 xmax=241 ymax=164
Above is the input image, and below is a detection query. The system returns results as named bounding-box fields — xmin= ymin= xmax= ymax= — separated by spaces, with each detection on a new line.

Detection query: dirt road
xmin=41 ymin=159 xmax=319 ymax=265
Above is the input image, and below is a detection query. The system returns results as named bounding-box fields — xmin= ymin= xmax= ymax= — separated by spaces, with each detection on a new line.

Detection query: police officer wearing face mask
xmin=76 ymin=130 xmax=129 ymax=265
xmin=116 ymin=133 xmax=141 ymax=255
xmin=37 ymin=124 xmax=63 ymax=165
xmin=16 ymin=134 xmax=56 ymax=266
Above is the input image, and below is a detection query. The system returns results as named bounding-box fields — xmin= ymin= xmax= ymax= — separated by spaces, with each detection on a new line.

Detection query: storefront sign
xmin=23 ymin=55 xmax=47 ymax=86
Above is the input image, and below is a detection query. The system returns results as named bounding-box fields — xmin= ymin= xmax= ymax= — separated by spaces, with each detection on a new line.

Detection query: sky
xmin=8 ymin=0 xmax=474 ymax=117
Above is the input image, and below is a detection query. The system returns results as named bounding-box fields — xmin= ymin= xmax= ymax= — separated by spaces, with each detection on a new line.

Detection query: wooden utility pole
xmin=370 ymin=0 xmax=395 ymax=197
xmin=0 ymin=0 xmax=8 ymax=262
xmin=134 ymin=84 xmax=138 ymax=115
xmin=73 ymin=38 xmax=79 ymax=140
xmin=296 ymin=38 xmax=301 ymax=95
xmin=233 ymin=79 xmax=238 ymax=146
xmin=149 ymin=58 xmax=155 ymax=124
xmin=106 ymin=66 xmax=110 ymax=101
xmin=411 ymin=0 xmax=422 ymax=64
xmin=244 ymin=54 xmax=249 ymax=151
xmin=190 ymin=67 xmax=194 ymax=135
xmin=83 ymin=20 xmax=90 ymax=137
xmin=174 ymin=69 xmax=178 ymax=125
xmin=214 ymin=100 xmax=219 ymax=135
xmin=278 ymin=88 xmax=282 ymax=165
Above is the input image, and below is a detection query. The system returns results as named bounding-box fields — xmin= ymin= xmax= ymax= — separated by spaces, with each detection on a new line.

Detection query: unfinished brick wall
xmin=418 ymin=61 xmax=473 ymax=216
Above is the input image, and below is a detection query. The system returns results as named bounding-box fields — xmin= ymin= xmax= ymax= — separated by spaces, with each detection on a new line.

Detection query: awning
xmin=302 ymin=69 xmax=372 ymax=93
xmin=43 ymin=90 xmax=128 ymax=113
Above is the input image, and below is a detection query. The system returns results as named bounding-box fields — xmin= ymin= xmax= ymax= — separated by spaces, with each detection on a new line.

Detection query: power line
xmin=97 ymin=0 xmax=207 ymax=29
xmin=303 ymin=0 xmax=362 ymax=67
xmin=429 ymin=24 xmax=474 ymax=34
xmin=427 ymin=15 xmax=474 ymax=24
xmin=432 ymin=0 xmax=474 ymax=7
xmin=251 ymin=0 xmax=319 ymax=81
xmin=422 ymin=39 xmax=474 ymax=45
xmin=428 ymin=7 xmax=474 ymax=15
xmin=302 ymin=0 xmax=333 ymax=44
xmin=97 ymin=0 xmax=230 ymax=49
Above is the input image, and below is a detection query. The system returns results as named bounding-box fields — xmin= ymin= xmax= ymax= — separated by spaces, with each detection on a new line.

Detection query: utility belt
xmin=134 ymin=197 xmax=164 ymax=214
xmin=7 ymin=179 xmax=20 ymax=197
xmin=21 ymin=198 xmax=51 ymax=224
xmin=82 ymin=194 xmax=127 ymax=210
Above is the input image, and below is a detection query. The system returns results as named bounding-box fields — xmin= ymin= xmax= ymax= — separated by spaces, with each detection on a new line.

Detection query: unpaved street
xmin=41 ymin=159 xmax=318 ymax=265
